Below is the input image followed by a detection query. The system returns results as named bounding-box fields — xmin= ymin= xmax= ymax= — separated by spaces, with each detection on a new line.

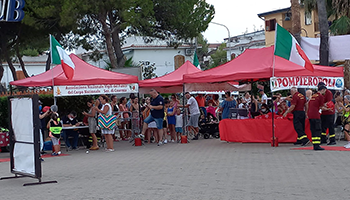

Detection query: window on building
xmin=265 ymin=19 xmax=276 ymax=31
xmin=305 ymin=12 xmax=312 ymax=25
xmin=174 ymin=55 xmax=185 ymax=70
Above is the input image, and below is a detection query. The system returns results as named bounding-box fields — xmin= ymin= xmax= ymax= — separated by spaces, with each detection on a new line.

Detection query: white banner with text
xmin=54 ymin=84 xmax=139 ymax=96
xmin=270 ymin=76 xmax=344 ymax=92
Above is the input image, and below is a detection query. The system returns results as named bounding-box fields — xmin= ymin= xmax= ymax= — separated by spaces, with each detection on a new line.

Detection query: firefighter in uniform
xmin=283 ymin=87 xmax=310 ymax=146
xmin=307 ymin=85 xmax=327 ymax=150
xmin=318 ymin=82 xmax=336 ymax=145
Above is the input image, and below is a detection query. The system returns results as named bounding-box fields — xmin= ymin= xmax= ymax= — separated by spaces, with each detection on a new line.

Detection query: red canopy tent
xmin=11 ymin=54 xmax=138 ymax=87
xmin=139 ymin=60 xmax=251 ymax=93
xmin=183 ymin=46 xmax=344 ymax=145
xmin=183 ymin=46 xmax=344 ymax=84
xmin=138 ymin=60 xmax=200 ymax=93
xmin=139 ymin=60 xmax=200 ymax=87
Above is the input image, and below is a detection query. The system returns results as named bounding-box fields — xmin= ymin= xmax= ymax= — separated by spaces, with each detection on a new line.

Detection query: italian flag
xmin=193 ymin=51 xmax=201 ymax=70
xmin=50 ymin=35 xmax=75 ymax=80
xmin=274 ymin=23 xmax=314 ymax=72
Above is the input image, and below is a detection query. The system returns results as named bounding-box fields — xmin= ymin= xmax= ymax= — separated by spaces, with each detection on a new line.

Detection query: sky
xmin=203 ymin=0 xmax=291 ymax=43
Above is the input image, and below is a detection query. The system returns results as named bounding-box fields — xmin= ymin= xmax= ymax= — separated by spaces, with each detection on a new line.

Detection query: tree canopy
xmin=209 ymin=43 xmax=227 ymax=69
xmin=60 ymin=0 xmax=215 ymax=68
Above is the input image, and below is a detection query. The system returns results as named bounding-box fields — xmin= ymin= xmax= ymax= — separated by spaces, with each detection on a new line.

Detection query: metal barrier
xmin=112 ymin=111 xmax=141 ymax=140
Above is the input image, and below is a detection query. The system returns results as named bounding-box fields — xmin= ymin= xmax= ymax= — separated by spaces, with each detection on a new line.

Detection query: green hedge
xmin=0 ymin=94 xmax=98 ymax=129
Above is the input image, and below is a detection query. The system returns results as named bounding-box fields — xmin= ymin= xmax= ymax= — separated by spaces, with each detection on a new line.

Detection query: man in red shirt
xmin=283 ymin=87 xmax=310 ymax=146
xmin=307 ymin=85 xmax=327 ymax=150
xmin=318 ymin=82 xmax=336 ymax=145
xmin=195 ymin=93 xmax=206 ymax=117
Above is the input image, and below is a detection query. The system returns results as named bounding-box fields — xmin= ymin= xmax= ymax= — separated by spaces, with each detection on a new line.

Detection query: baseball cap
xmin=317 ymin=82 xmax=325 ymax=87
xmin=258 ymin=89 xmax=263 ymax=92
xmin=318 ymin=85 xmax=327 ymax=91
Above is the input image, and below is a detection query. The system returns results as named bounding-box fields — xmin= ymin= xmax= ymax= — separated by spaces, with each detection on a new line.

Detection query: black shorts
xmin=163 ymin=120 xmax=167 ymax=128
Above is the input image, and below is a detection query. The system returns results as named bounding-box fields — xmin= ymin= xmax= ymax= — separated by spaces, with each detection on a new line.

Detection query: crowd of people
xmin=38 ymin=83 xmax=350 ymax=155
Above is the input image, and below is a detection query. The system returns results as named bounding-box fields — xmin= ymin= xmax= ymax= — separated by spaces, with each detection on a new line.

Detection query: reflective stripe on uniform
xmin=329 ymin=134 xmax=336 ymax=138
xmin=299 ymin=135 xmax=307 ymax=140
xmin=312 ymin=137 xmax=321 ymax=140
xmin=312 ymin=141 xmax=321 ymax=144
xmin=321 ymin=132 xmax=327 ymax=136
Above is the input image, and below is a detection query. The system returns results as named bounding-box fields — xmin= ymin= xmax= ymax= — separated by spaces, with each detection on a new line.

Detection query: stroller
xmin=199 ymin=113 xmax=220 ymax=139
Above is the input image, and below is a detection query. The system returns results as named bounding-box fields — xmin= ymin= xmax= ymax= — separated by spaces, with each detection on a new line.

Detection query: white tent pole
xmin=49 ymin=35 xmax=57 ymax=106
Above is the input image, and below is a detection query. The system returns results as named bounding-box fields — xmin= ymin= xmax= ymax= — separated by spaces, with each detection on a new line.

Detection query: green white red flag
xmin=193 ymin=51 xmax=201 ymax=70
xmin=50 ymin=35 xmax=75 ymax=80
xmin=274 ymin=23 xmax=314 ymax=72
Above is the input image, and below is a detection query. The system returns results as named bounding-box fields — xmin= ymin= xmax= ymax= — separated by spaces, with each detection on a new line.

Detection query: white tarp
xmin=185 ymin=82 xmax=251 ymax=93
xmin=300 ymin=35 xmax=350 ymax=61
xmin=54 ymin=83 xmax=139 ymax=96
xmin=140 ymin=83 xmax=251 ymax=94
xmin=190 ymin=91 xmax=239 ymax=95
xmin=270 ymin=76 xmax=344 ymax=92
xmin=13 ymin=143 xmax=35 ymax=175
xmin=11 ymin=98 xmax=33 ymax=143
xmin=11 ymin=98 xmax=35 ymax=175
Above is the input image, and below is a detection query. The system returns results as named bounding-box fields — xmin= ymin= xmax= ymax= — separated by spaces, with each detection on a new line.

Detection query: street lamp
xmin=210 ymin=22 xmax=232 ymax=61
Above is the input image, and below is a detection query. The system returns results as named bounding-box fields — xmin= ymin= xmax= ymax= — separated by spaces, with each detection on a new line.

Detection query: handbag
xmin=98 ymin=114 xmax=117 ymax=130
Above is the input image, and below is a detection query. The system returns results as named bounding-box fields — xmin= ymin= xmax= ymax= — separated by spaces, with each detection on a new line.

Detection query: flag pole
xmin=49 ymin=35 xmax=57 ymax=106
xmin=271 ymin=23 xmax=278 ymax=147
xmin=272 ymin=23 xmax=278 ymax=78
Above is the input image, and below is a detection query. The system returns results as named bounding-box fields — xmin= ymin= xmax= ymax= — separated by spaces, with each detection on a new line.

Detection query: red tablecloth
xmin=219 ymin=119 xmax=311 ymax=143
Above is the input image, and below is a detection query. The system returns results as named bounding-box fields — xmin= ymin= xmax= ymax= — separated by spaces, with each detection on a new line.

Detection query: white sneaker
xmin=57 ymin=151 xmax=61 ymax=155
xmin=157 ymin=141 xmax=162 ymax=146
xmin=171 ymin=139 xmax=175 ymax=143
xmin=164 ymin=139 xmax=168 ymax=144
xmin=344 ymin=143 xmax=350 ymax=148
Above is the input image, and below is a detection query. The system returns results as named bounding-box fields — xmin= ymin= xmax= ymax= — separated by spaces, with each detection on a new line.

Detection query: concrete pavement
xmin=1 ymin=139 xmax=350 ymax=200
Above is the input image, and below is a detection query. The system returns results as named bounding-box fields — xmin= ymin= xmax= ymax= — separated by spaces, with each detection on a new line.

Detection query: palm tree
xmin=330 ymin=0 xmax=350 ymax=88
xmin=302 ymin=0 xmax=329 ymax=66
xmin=291 ymin=0 xmax=302 ymax=43
xmin=316 ymin=0 xmax=330 ymax=66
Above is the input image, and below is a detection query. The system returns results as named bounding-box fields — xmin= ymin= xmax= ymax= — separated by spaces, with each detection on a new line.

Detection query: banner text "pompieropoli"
xmin=270 ymin=76 xmax=344 ymax=92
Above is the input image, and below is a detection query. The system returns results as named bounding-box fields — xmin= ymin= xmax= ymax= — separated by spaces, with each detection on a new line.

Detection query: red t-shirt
xmin=291 ymin=92 xmax=306 ymax=111
xmin=195 ymin=96 xmax=205 ymax=107
xmin=322 ymin=89 xmax=335 ymax=115
xmin=308 ymin=92 xmax=324 ymax=119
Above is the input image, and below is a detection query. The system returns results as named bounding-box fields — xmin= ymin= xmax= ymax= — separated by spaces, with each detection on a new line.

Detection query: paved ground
xmin=0 ymin=138 xmax=350 ymax=200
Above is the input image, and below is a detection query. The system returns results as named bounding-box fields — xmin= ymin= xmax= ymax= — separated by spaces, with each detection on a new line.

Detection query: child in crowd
xmin=206 ymin=101 xmax=216 ymax=117
xmin=163 ymin=100 xmax=170 ymax=143
xmin=147 ymin=121 xmax=158 ymax=144
xmin=48 ymin=113 xmax=62 ymax=156
xmin=175 ymin=108 xmax=183 ymax=143
xmin=167 ymin=100 xmax=176 ymax=143
xmin=199 ymin=114 xmax=206 ymax=126
xmin=171 ymin=94 xmax=180 ymax=109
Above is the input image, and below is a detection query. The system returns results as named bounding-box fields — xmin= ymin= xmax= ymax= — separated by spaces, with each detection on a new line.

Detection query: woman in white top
xmin=95 ymin=94 xmax=114 ymax=152
xmin=243 ymin=92 xmax=251 ymax=104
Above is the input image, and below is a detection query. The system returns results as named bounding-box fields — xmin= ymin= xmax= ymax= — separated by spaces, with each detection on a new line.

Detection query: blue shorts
xmin=175 ymin=127 xmax=183 ymax=133
xmin=144 ymin=115 xmax=163 ymax=130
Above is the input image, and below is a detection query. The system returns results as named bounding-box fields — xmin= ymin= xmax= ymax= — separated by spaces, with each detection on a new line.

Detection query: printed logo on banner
xmin=335 ymin=79 xmax=343 ymax=88
xmin=129 ymin=84 xmax=136 ymax=92
xmin=55 ymin=87 xmax=61 ymax=96
xmin=271 ymin=79 xmax=278 ymax=90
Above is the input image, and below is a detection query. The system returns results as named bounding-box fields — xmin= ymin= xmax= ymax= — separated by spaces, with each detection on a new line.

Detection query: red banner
xmin=219 ymin=119 xmax=311 ymax=143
